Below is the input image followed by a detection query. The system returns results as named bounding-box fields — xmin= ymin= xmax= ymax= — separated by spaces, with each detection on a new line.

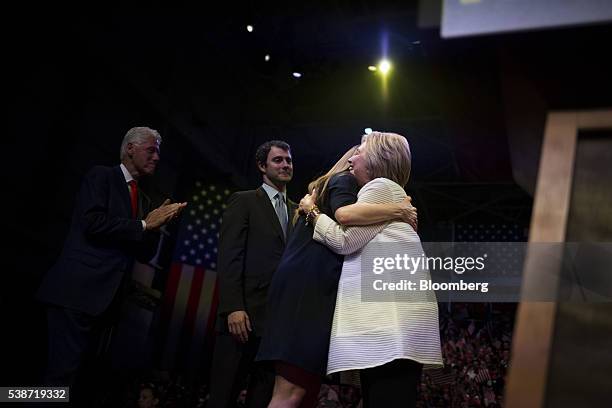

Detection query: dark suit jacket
xmin=37 ymin=165 xmax=159 ymax=316
xmin=216 ymin=186 xmax=296 ymax=336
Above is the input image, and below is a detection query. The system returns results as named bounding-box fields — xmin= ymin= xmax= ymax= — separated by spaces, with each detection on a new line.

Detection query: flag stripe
xmin=205 ymin=279 xmax=220 ymax=354
xmin=187 ymin=269 xmax=219 ymax=367
xmin=177 ymin=266 xmax=205 ymax=368
xmin=158 ymin=262 xmax=183 ymax=352
xmin=158 ymin=182 xmax=230 ymax=372
xmin=475 ymin=368 xmax=491 ymax=383
xmin=162 ymin=263 xmax=194 ymax=369
xmin=207 ymin=277 xmax=220 ymax=336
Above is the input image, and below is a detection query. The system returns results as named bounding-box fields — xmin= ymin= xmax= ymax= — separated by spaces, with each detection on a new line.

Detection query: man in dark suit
xmin=37 ymin=127 xmax=186 ymax=401
xmin=208 ymin=140 xmax=296 ymax=408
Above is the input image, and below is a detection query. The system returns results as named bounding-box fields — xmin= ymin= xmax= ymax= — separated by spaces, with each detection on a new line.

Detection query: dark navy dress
xmin=256 ymin=172 xmax=359 ymax=375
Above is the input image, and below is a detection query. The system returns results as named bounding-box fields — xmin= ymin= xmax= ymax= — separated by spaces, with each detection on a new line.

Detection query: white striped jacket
xmin=313 ymin=177 xmax=444 ymax=374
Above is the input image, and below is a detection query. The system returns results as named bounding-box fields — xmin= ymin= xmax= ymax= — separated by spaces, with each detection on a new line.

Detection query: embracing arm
xmin=301 ymin=180 xmax=417 ymax=229
xmin=335 ymin=199 xmax=417 ymax=228
xmin=312 ymin=179 xmax=394 ymax=255
xmin=313 ymin=214 xmax=384 ymax=255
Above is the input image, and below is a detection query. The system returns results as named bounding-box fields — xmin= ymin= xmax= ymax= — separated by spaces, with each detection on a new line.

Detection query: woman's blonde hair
xmin=292 ymin=145 xmax=359 ymax=225
xmin=362 ymin=131 xmax=412 ymax=187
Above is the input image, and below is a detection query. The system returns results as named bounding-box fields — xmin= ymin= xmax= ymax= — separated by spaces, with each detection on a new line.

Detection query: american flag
xmin=455 ymin=223 xmax=527 ymax=281
xmin=474 ymin=367 xmax=491 ymax=384
xmin=157 ymin=182 xmax=233 ymax=372
xmin=483 ymin=387 xmax=497 ymax=405
xmin=455 ymin=223 xmax=527 ymax=242
xmin=427 ymin=368 xmax=455 ymax=385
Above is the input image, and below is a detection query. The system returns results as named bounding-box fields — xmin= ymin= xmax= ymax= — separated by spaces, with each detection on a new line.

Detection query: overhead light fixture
xmin=264 ymin=54 xmax=270 ymax=61
xmin=292 ymin=72 xmax=302 ymax=78
xmin=364 ymin=128 xmax=373 ymax=134
xmin=368 ymin=66 xmax=377 ymax=72
xmin=246 ymin=25 xmax=254 ymax=32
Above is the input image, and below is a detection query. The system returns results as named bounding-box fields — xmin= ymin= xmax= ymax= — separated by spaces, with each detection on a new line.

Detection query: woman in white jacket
xmin=300 ymin=132 xmax=443 ymax=408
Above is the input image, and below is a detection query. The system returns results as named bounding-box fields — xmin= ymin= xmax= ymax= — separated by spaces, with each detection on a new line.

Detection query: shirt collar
xmin=120 ymin=163 xmax=134 ymax=184
xmin=261 ymin=183 xmax=286 ymax=202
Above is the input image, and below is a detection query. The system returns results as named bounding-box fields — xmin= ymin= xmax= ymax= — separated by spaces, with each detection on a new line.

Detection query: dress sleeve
xmin=327 ymin=173 xmax=359 ymax=217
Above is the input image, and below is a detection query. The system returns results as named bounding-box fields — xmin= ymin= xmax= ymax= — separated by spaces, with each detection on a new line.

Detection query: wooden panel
xmin=505 ymin=109 xmax=612 ymax=407
xmin=576 ymin=108 xmax=612 ymax=129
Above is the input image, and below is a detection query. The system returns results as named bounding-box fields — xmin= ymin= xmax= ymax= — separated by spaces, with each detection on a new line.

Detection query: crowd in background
xmin=416 ymin=303 xmax=514 ymax=407
xmin=119 ymin=303 xmax=515 ymax=407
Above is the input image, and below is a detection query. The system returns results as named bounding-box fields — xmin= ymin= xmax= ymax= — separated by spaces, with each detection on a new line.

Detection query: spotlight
xmin=292 ymin=72 xmax=302 ymax=78
xmin=364 ymin=128 xmax=373 ymax=134
xmin=379 ymin=60 xmax=391 ymax=75
xmin=264 ymin=54 xmax=270 ymax=61
xmin=368 ymin=66 xmax=377 ymax=72
xmin=246 ymin=25 xmax=254 ymax=32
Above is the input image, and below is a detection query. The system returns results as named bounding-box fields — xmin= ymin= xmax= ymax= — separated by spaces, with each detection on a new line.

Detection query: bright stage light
xmin=368 ymin=65 xmax=377 ymax=72
xmin=264 ymin=54 xmax=270 ymax=61
xmin=364 ymin=128 xmax=373 ymax=134
xmin=246 ymin=25 xmax=254 ymax=32
xmin=379 ymin=60 xmax=391 ymax=74
xmin=292 ymin=72 xmax=302 ymax=78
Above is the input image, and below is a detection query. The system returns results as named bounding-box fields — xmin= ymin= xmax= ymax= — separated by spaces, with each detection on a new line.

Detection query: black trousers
xmin=208 ymin=332 xmax=274 ymax=408
xmin=360 ymin=359 xmax=423 ymax=408
xmin=44 ymin=297 xmax=123 ymax=407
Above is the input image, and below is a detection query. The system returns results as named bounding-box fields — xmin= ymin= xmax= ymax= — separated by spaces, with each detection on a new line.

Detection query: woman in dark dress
xmin=257 ymin=146 xmax=417 ymax=408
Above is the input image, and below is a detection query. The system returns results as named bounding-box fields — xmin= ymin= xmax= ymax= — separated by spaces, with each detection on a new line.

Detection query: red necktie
xmin=128 ymin=180 xmax=138 ymax=218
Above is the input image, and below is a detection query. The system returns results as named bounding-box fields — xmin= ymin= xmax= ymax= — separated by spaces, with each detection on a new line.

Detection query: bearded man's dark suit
xmin=37 ymin=165 xmax=160 ymax=389
xmin=208 ymin=186 xmax=296 ymax=408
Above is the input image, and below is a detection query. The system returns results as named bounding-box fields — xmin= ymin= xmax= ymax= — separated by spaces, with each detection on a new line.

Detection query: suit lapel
xmin=286 ymin=199 xmax=297 ymax=237
xmin=256 ymin=187 xmax=286 ymax=243
xmin=138 ymin=190 xmax=152 ymax=220
xmin=113 ymin=166 xmax=132 ymax=218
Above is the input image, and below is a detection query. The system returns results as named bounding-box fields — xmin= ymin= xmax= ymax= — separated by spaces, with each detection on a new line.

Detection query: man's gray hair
xmin=120 ymin=127 xmax=162 ymax=160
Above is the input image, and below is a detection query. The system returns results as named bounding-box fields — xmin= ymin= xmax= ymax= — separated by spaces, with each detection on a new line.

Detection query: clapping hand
xmin=144 ymin=199 xmax=188 ymax=230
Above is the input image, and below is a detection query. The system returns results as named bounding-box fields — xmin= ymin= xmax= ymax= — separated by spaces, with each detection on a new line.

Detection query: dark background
xmin=2 ymin=1 xmax=612 ymax=389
